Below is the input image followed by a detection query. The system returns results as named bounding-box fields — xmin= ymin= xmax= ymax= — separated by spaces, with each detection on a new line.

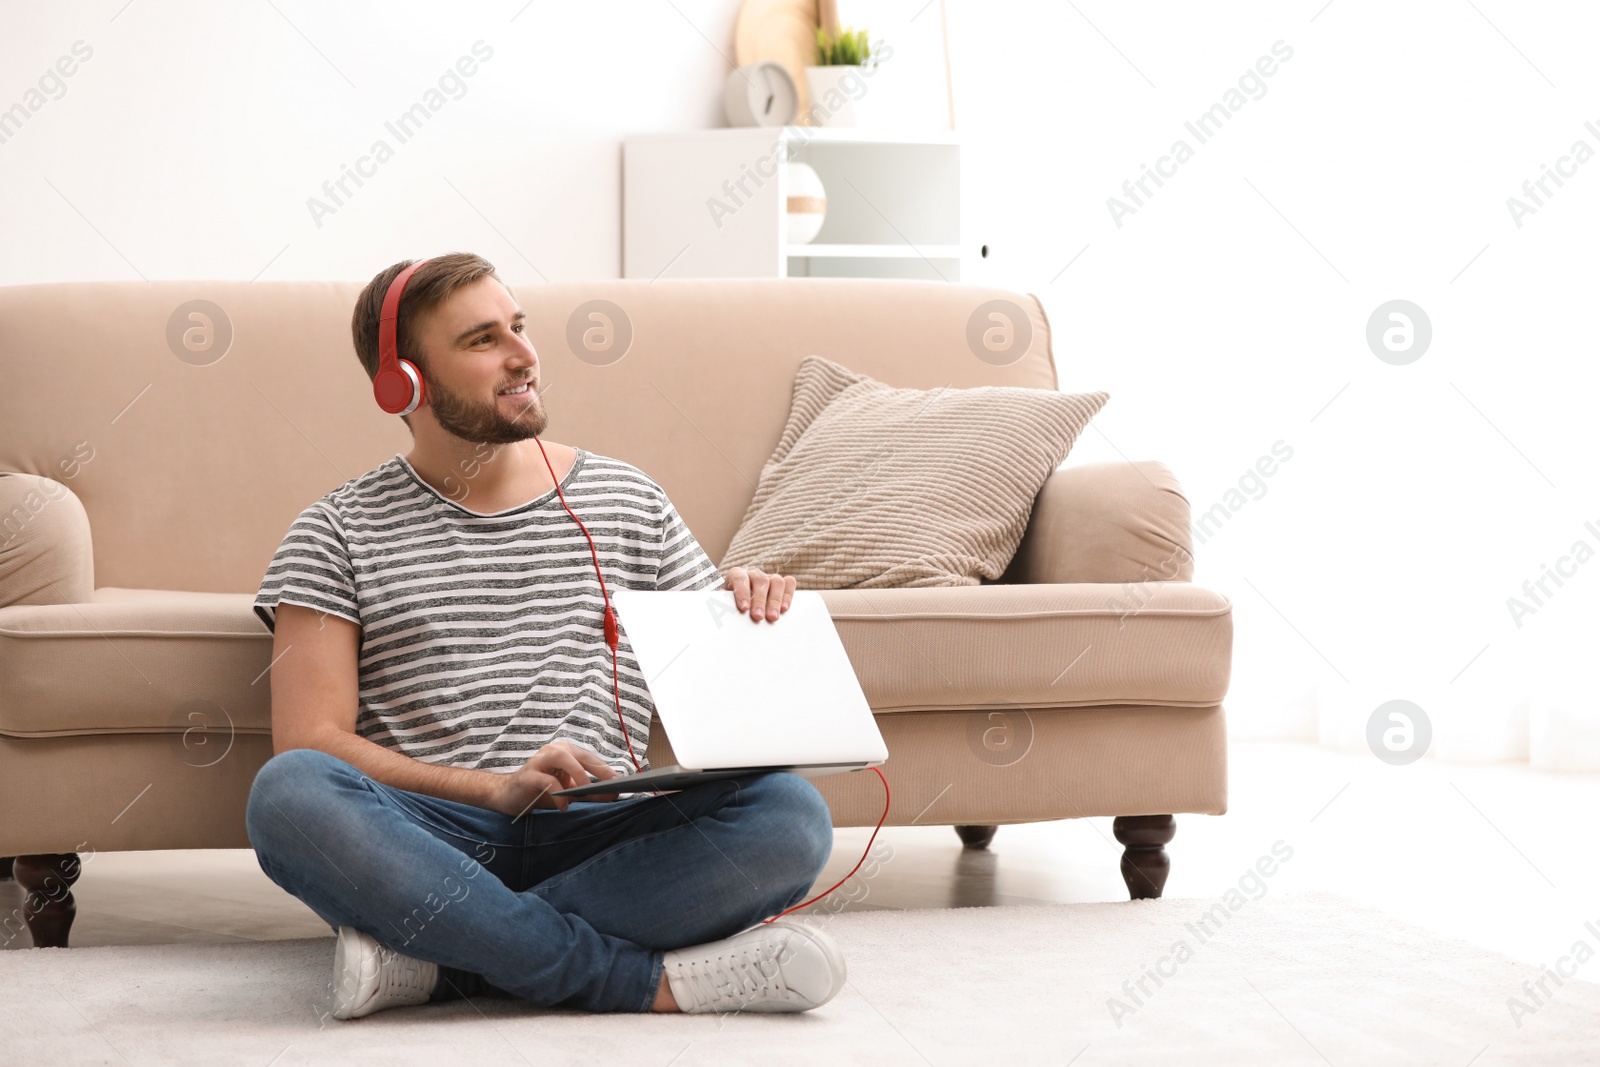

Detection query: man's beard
xmin=425 ymin=375 xmax=548 ymax=445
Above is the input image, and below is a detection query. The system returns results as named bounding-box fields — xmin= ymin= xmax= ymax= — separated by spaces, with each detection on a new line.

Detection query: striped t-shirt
xmin=252 ymin=448 xmax=723 ymax=775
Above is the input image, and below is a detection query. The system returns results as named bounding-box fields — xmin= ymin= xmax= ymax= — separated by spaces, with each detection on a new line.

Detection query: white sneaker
xmin=661 ymin=919 xmax=846 ymax=1014
xmin=330 ymin=925 xmax=439 ymax=1020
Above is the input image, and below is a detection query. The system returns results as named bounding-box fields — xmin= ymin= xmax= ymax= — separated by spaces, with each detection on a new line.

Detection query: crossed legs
xmin=244 ymin=748 xmax=835 ymax=1013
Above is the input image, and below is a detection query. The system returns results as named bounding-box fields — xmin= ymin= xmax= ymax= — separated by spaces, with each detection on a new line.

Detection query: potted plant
xmin=806 ymin=26 xmax=880 ymax=128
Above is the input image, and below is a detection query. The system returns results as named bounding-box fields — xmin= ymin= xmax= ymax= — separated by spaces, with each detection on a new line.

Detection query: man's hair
xmin=350 ymin=252 xmax=503 ymax=428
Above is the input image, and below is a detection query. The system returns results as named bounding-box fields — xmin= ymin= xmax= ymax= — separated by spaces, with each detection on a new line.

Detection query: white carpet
xmin=3 ymin=890 xmax=1597 ymax=1066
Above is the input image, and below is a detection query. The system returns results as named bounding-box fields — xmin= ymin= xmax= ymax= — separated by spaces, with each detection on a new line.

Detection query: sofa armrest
xmin=1000 ymin=460 xmax=1193 ymax=586
xmin=0 ymin=473 xmax=94 ymax=608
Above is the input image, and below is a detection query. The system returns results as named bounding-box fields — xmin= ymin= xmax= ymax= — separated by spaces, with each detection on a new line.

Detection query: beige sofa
xmin=0 ymin=277 xmax=1231 ymax=948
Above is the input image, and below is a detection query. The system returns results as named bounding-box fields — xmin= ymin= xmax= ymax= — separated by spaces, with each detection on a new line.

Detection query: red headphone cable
xmin=533 ymin=436 xmax=891 ymax=923
xmin=533 ymin=437 xmax=638 ymax=771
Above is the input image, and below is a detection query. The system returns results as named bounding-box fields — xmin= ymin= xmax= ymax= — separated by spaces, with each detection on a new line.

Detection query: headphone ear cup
xmin=373 ymin=360 xmax=425 ymax=416
xmin=374 ymin=258 xmax=430 ymax=417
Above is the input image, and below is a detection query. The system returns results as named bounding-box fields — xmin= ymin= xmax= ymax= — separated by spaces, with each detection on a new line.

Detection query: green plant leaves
xmin=814 ymin=25 xmax=875 ymax=67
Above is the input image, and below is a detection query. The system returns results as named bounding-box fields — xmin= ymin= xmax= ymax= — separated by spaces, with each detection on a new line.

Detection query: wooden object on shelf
xmin=819 ymin=0 xmax=839 ymax=37
xmin=735 ymin=0 xmax=822 ymax=127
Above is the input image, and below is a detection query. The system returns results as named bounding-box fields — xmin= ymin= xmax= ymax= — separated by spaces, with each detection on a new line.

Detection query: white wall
xmin=0 ymin=0 xmax=739 ymax=282
xmin=6 ymin=1 xmax=1596 ymax=764
xmin=949 ymin=1 xmax=1600 ymax=764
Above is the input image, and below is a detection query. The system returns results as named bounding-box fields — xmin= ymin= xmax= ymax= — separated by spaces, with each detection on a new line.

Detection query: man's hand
xmin=723 ymin=566 xmax=796 ymax=623
xmin=487 ymin=740 xmax=622 ymax=816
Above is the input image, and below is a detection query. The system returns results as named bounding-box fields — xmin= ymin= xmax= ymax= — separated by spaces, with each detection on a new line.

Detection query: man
xmin=245 ymin=253 xmax=846 ymax=1021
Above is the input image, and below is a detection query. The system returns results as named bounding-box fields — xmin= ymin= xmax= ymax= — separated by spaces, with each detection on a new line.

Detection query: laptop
xmin=554 ymin=588 xmax=888 ymax=796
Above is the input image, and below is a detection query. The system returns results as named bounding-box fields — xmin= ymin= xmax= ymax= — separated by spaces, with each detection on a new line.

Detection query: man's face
xmin=412 ymin=276 xmax=545 ymax=445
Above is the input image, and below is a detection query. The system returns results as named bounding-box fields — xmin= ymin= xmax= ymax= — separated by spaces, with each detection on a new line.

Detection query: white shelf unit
xmin=623 ymin=127 xmax=962 ymax=282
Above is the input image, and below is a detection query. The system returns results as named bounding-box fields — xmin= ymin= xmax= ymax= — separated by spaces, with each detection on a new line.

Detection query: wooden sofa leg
xmin=1113 ymin=815 xmax=1175 ymax=900
xmin=13 ymin=853 xmax=83 ymax=948
xmin=954 ymin=825 xmax=997 ymax=850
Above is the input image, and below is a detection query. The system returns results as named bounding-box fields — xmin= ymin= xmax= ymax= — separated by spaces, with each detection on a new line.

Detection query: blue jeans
xmin=244 ymin=748 xmax=835 ymax=1013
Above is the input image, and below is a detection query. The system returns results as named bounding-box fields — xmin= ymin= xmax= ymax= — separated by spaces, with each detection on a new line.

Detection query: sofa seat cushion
xmin=0 ymin=589 xmax=273 ymax=737
xmin=0 ymin=582 xmax=1230 ymax=737
xmin=819 ymin=582 xmax=1231 ymax=713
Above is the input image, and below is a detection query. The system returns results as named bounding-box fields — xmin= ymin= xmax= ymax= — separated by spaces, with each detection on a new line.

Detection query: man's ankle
xmin=651 ymin=971 xmax=679 ymax=1012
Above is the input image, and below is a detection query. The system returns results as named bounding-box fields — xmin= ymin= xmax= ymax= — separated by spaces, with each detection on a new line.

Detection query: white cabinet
xmin=624 ymin=127 xmax=962 ymax=282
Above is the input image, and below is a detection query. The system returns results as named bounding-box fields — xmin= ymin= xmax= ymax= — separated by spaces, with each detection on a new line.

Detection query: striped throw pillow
xmin=719 ymin=355 xmax=1109 ymax=588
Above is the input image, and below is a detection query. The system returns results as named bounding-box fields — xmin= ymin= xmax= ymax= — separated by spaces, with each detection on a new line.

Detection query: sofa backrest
xmin=0 ymin=277 xmax=1057 ymax=594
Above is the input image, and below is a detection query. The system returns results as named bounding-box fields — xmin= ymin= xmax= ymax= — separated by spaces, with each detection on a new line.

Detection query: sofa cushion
xmin=0 ymin=583 xmax=1229 ymax=737
xmin=1 ymin=279 xmax=1061 ymax=596
xmin=720 ymin=355 xmax=1108 ymax=588
xmin=0 ymin=589 xmax=274 ymax=738
xmin=819 ymin=583 xmax=1231 ymax=713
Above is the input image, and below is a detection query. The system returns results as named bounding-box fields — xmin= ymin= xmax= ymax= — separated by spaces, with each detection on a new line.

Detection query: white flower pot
xmin=805 ymin=65 xmax=871 ymax=128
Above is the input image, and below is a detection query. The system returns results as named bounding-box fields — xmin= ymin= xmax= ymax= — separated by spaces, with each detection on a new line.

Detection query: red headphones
xmin=374 ymin=259 xmax=431 ymax=416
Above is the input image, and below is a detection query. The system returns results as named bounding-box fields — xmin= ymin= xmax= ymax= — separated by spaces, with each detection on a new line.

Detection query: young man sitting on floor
xmin=246 ymin=253 xmax=845 ymax=1020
